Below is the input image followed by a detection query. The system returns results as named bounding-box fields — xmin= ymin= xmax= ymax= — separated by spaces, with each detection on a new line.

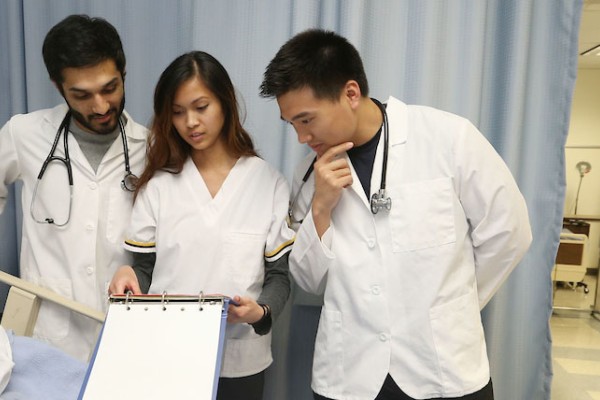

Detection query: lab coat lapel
xmin=348 ymin=97 xmax=408 ymax=210
xmin=42 ymin=105 xmax=80 ymax=160
xmin=65 ymin=131 xmax=96 ymax=178
xmin=43 ymin=106 xmax=97 ymax=178
xmin=100 ymin=119 xmax=127 ymax=166
xmin=384 ymin=96 xmax=408 ymax=181
xmin=385 ymin=96 xmax=408 ymax=147
xmin=96 ymin=111 xmax=142 ymax=169
xmin=346 ymin=153 xmax=371 ymax=210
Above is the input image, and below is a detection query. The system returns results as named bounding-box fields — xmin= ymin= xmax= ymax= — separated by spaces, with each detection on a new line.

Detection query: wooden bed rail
xmin=0 ymin=270 xmax=105 ymax=336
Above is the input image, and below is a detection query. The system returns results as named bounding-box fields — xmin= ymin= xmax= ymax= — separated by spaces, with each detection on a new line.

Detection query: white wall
xmin=563 ymin=68 xmax=600 ymax=268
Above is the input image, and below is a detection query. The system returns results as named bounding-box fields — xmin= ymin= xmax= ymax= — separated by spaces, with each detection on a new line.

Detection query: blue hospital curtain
xmin=0 ymin=1 xmax=581 ymax=399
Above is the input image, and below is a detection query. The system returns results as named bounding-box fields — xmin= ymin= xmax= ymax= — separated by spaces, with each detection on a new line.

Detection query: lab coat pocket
xmin=33 ymin=277 xmax=72 ymax=341
xmin=429 ymin=292 xmax=487 ymax=391
xmin=224 ymin=232 xmax=267 ymax=285
xmin=312 ymin=309 xmax=344 ymax=393
xmin=388 ymin=178 xmax=455 ymax=252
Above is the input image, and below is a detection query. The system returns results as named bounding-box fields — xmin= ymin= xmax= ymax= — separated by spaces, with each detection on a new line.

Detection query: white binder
xmin=78 ymin=293 xmax=229 ymax=400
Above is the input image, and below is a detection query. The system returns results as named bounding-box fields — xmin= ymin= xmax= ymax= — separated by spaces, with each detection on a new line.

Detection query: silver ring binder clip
xmin=199 ymin=291 xmax=204 ymax=311
xmin=161 ymin=291 xmax=168 ymax=311
xmin=125 ymin=290 xmax=132 ymax=310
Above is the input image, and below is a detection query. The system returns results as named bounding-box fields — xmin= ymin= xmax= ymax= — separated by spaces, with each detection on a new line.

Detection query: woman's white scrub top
xmin=124 ymin=155 xmax=294 ymax=377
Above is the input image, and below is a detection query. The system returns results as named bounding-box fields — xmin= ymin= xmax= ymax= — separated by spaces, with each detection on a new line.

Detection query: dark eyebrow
xmin=288 ymin=111 xmax=311 ymax=123
xmin=68 ymin=77 xmax=120 ymax=94
xmin=173 ymin=96 xmax=209 ymax=108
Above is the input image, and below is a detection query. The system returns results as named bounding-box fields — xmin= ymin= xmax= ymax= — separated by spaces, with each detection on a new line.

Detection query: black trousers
xmin=217 ymin=371 xmax=265 ymax=400
xmin=314 ymin=375 xmax=494 ymax=400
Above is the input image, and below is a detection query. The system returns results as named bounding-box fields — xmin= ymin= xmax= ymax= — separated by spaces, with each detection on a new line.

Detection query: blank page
xmin=79 ymin=298 xmax=225 ymax=400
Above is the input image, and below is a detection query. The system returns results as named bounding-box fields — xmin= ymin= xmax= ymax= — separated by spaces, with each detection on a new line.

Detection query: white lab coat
xmin=289 ymin=97 xmax=532 ymax=400
xmin=0 ymin=104 xmax=148 ymax=361
xmin=123 ymin=156 xmax=294 ymax=377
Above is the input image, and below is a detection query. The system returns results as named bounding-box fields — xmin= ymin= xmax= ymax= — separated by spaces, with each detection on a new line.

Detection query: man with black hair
xmin=261 ymin=29 xmax=532 ymax=400
xmin=0 ymin=14 xmax=147 ymax=361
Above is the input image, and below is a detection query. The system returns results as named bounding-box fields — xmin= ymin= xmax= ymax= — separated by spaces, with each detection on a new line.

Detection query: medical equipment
xmin=287 ymin=98 xmax=391 ymax=224
xmin=29 ymin=111 xmax=138 ymax=226
xmin=287 ymin=157 xmax=315 ymax=225
xmin=553 ymin=232 xmax=589 ymax=294
xmin=0 ymin=270 xmax=100 ymax=399
xmin=369 ymin=98 xmax=392 ymax=214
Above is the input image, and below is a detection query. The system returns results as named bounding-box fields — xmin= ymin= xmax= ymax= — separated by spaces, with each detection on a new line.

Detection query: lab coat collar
xmin=45 ymin=104 xmax=70 ymax=130
xmin=120 ymin=109 xmax=146 ymax=141
xmin=343 ymin=96 xmax=407 ymax=208
xmin=44 ymin=103 xmax=143 ymax=171
xmin=346 ymin=96 xmax=409 ymax=208
xmin=384 ymin=96 xmax=408 ymax=146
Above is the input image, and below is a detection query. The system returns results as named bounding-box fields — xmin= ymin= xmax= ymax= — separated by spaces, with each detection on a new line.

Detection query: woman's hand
xmin=226 ymin=296 xmax=265 ymax=324
xmin=108 ymin=265 xmax=142 ymax=295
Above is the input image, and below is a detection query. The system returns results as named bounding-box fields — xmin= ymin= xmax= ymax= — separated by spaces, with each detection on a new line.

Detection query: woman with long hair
xmin=109 ymin=51 xmax=294 ymax=400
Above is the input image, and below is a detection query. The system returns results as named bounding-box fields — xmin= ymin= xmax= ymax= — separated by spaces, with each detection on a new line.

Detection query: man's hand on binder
xmin=226 ymin=296 xmax=264 ymax=325
xmin=108 ymin=265 xmax=142 ymax=295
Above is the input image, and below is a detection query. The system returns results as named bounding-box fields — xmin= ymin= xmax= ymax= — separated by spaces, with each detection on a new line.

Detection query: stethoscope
xmin=30 ymin=111 xmax=138 ymax=226
xmin=287 ymin=98 xmax=392 ymax=225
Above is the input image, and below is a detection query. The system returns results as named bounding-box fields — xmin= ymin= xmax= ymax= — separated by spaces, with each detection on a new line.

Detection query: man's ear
xmin=343 ymin=80 xmax=362 ymax=109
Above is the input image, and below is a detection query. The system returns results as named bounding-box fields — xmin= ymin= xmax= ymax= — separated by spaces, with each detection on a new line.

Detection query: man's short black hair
xmin=260 ymin=29 xmax=369 ymax=101
xmin=42 ymin=14 xmax=126 ymax=85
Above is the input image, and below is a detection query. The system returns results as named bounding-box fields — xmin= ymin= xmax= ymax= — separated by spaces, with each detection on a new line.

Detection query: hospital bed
xmin=552 ymin=232 xmax=590 ymax=293
xmin=0 ymin=270 xmax=104 ymax=399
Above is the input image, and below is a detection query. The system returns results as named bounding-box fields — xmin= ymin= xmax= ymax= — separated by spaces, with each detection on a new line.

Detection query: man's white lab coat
xmin=289 ymin=97 xmax=532 ymax=400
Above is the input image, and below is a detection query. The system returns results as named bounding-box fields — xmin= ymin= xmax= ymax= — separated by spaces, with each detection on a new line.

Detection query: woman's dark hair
xmin=134 ymin=51 xmax=257 ymax=197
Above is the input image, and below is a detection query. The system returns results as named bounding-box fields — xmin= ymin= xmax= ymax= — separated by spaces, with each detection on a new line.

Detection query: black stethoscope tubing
xmin=37 ymin=111 xmax=74 ymax=184
xmin=369 ymin=98 xmax=392 ymax=214
xmin=30 ymin=111 xmax=136 ymax=226
xmin=372 ymin=98 xmax=389 ymax=192
xmin=287 ymin=98 xmax=391 ymax=224
xmin=117 ymin=117 xmax=137 ymax=191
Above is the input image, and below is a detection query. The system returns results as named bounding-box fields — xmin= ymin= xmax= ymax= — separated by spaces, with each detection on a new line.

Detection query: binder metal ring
xmin=199 ymin=291 xmax=204 ymax=311
xmin=125 ymin=290 xmax=132 ymax=310
xmin=161 ymin=290 xmax=168 ymax=311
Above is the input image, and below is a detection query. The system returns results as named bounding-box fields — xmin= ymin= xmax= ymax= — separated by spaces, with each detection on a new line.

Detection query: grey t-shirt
xmin=69 ymin=119 xmax=120 ymax=173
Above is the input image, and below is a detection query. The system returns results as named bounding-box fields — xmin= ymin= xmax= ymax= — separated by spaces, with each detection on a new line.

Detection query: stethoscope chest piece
xmin=370 ymin=189 xmax=392 ymax=214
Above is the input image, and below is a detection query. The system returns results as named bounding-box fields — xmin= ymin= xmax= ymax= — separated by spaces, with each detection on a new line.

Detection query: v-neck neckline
xmin=186 ymin=156 xmax=244 ymax=203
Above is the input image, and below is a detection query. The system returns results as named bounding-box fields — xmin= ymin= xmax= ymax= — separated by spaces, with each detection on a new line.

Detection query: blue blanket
xmin=1 ymin=331 xmax=87 ymax=400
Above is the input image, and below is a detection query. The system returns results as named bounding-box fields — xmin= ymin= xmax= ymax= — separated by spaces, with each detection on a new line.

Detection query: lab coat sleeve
xmin=287 ymin=154 xmax=336 ymax=295
xmin=289 ymin=209 xmax=335 ymax=295
xmin=0 ymin=119 xmax=22 ymax=214
xmin=454 ymin=120 xmax=532 ymax=308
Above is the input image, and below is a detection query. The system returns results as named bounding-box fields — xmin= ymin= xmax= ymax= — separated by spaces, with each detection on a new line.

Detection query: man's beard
xmin=69 ymin=96 xmax=126 ymax=135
